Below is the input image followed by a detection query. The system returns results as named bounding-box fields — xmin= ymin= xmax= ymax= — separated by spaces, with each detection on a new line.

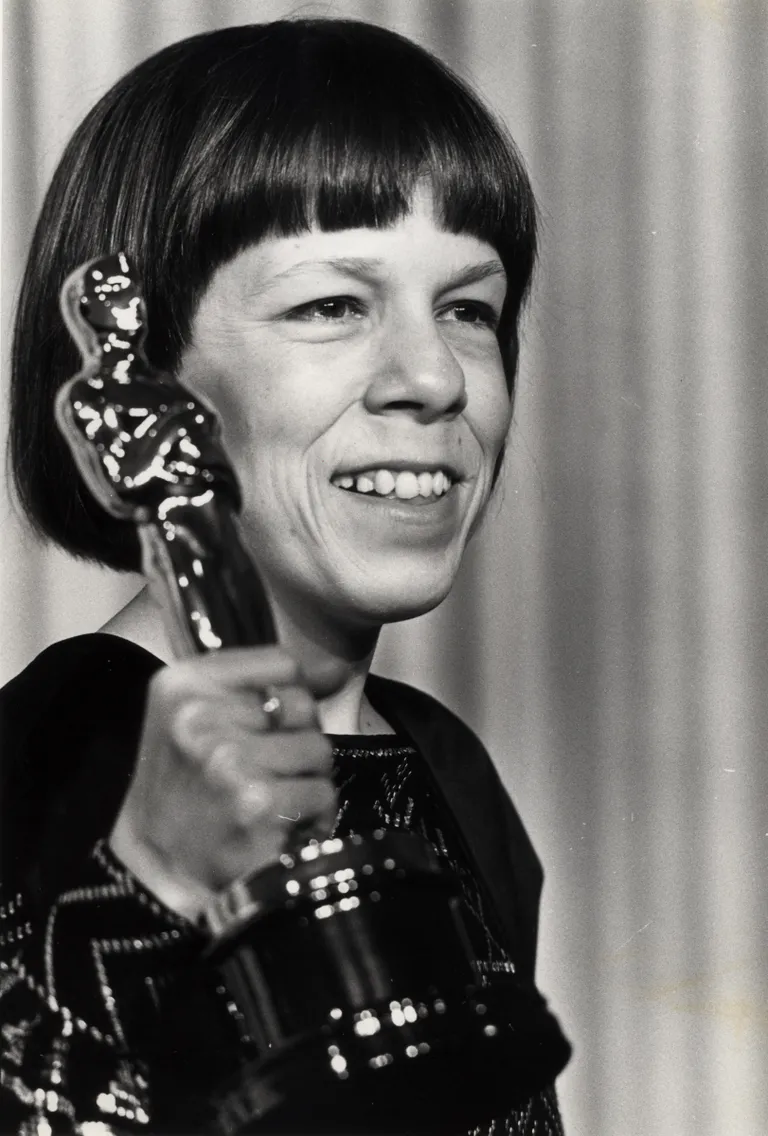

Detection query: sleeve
xmin=0 ymin=639 xmax=250 ymax=1134
xmin=0 ymin=840 xmax=204 ymax=1135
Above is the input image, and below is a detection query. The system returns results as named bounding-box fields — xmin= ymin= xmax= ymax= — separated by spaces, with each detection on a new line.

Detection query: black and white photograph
xmin=1 ymin=3 xmax=766 ymax=1134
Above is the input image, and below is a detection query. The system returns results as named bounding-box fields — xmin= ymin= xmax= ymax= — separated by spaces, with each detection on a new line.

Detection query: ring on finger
xmin=260 ymin=685 xmax=284 ymax=731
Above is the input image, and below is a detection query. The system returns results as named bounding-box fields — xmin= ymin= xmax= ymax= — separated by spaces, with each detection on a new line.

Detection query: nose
xmin=363 ymin=310 xmax=468 ymax=423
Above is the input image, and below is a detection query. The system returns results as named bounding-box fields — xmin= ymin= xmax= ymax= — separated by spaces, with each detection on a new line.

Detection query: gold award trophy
xmin=56 ymin=254 xmax=569 ymax=1134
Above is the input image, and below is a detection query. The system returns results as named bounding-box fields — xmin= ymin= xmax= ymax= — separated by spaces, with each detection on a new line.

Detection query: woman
xmin=0 ymin=18 xmax=569 ymax=1135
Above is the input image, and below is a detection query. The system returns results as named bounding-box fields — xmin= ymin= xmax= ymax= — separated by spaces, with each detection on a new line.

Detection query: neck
xmin=264 ymin=581 xmax=386 ymax=735
xmin=101 ymin=583 xmax=391 ymax=735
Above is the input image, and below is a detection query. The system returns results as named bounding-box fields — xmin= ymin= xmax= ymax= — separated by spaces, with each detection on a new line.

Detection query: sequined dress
xmin=329 ymin=735 xmax=565 ymax=1136
xmin=0 ymin=635 xmax=569 ymax=1134
xmin=1 ymin=733 xmax=564 ymax=1135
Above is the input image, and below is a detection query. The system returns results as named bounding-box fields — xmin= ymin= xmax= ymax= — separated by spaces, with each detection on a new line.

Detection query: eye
xmin=437 ymin=301 xmax=499 ymax=331
xmin=289 ymin=297 xmax=366 ymax=322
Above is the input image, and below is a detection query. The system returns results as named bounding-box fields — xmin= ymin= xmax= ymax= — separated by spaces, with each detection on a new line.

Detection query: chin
xmin=341 ymin=570 xmax=456 ymax=628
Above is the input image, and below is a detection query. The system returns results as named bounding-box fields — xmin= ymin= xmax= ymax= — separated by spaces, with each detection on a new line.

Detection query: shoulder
xmin=367 ymin=671 xmax=541 ymax=859
xmin=0 ymin=632 xmax=160 ymax=763
xmin=1 ymin=632 xmax=161 ymax=706
xmin=367 ymin=671 xmax=478 ymax=737
xmin=367 ymin=672 xmax=544 ymax=979
xmin=0 ymin=634 xmax=162 ymax=897
xmin=0 ymin=631 xmax=162 ymax=766
xmin=366 ymin=672 xmax=503 ymax=781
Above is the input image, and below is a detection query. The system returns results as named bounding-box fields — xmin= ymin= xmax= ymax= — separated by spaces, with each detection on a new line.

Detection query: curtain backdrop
xmin=2 ymin=2 xmax=766 ymax=1133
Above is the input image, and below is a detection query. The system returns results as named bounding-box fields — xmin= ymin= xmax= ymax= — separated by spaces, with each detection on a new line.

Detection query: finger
xmin=205 ymin=729 xmax=333 ymax=779
xmin=220 ymin=770 xmax=338 ymax=834
xmin=250 ymin=683 xmax=319 ymax=732
xmin=155 ymin=646 xmax=304 ymax=699
xmin=174 ymin=689 xmax=330 ymax=760
xmin=297 ymin=656 xmax=348 ymax=699
xmin=276 ymin=777 xmax=338 ymax=844
xmin=178 ymin=684 xmax=320 ymax=737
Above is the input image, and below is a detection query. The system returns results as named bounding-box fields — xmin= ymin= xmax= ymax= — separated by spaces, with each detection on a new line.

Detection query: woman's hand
xmin=109 ymin=647 xmax=344 ymax=920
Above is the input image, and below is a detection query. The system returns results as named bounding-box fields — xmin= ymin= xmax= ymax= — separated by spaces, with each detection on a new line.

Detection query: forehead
xmin=213 ymin=209 xmax=505 ymax=301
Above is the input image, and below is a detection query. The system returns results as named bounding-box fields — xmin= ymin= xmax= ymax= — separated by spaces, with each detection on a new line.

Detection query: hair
xmin=9 ymin=18 xmax=538 ymax=572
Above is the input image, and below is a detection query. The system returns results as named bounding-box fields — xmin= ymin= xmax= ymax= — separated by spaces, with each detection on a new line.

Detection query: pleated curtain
xmin=2 ymin=3 xmax=766 ymax=1133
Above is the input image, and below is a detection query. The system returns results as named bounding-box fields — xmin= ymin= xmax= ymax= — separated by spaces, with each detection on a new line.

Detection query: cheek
xmin=472 ymin=374 xmax=513 ymax=461
xmin=177 ymin=341 xmax=262 ymax=467
xmin=458 ymin=341 xmax=510 ymax=438
xmin=201 ymin=375 xmax=256 ymax=464
xmin=184 ymin=363 xmax=294 ymax=481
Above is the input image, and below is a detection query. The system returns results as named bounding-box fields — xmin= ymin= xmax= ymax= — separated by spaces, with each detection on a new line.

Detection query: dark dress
xmin=0 ymin=634 xmax=569 ymax=1134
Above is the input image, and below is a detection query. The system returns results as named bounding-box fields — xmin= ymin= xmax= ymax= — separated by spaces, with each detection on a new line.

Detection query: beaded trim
xmin=1 ymin=839 xmax=200 ymax=1132
xmin=92 ymin=841 xmax=196 ymax=929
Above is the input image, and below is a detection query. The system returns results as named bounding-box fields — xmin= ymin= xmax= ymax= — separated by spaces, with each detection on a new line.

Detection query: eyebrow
xmin=264 ymin=257 xmax=507 ymax=289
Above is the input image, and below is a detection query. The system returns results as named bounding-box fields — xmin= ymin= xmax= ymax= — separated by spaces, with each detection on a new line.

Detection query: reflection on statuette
xmin=56 ymin=252 xmax=275 ymax=654
xmin=56 ymin=251 xmax=239 ymax=523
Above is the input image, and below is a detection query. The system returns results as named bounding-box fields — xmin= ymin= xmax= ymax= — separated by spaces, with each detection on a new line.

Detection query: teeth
xmin=395 ymin=472 xmax=420 ymax=499
xmin=334 ymin=469 xmax=453 ymax=499
xmin=374 ymin=470 xmax=396 ymax=496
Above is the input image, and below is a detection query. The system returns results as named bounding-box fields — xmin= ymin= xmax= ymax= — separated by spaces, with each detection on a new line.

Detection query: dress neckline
xmin=327 ymin=733 xmax=415 ymax=750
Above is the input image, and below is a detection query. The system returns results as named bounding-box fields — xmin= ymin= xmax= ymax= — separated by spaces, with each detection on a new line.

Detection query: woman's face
xmin=177 ymin=191 xmax=512 ymax=632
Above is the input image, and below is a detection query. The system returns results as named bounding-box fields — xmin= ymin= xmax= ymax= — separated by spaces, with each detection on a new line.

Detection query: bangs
xmin=174 ymin=21 xmax=536 ymax=308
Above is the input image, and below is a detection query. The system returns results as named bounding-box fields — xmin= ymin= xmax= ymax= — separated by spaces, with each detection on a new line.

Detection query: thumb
xmin=299 ymin=655 xmax=350 ymax=699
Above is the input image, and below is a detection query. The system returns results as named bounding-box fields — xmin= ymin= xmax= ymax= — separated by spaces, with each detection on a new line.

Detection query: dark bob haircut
xmin=10 ymin=18 xmax=538 ymax=573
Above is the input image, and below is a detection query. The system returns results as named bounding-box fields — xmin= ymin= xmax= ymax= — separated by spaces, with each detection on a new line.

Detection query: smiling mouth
xmin=331 ymin=468 xmax=455 ymax=502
